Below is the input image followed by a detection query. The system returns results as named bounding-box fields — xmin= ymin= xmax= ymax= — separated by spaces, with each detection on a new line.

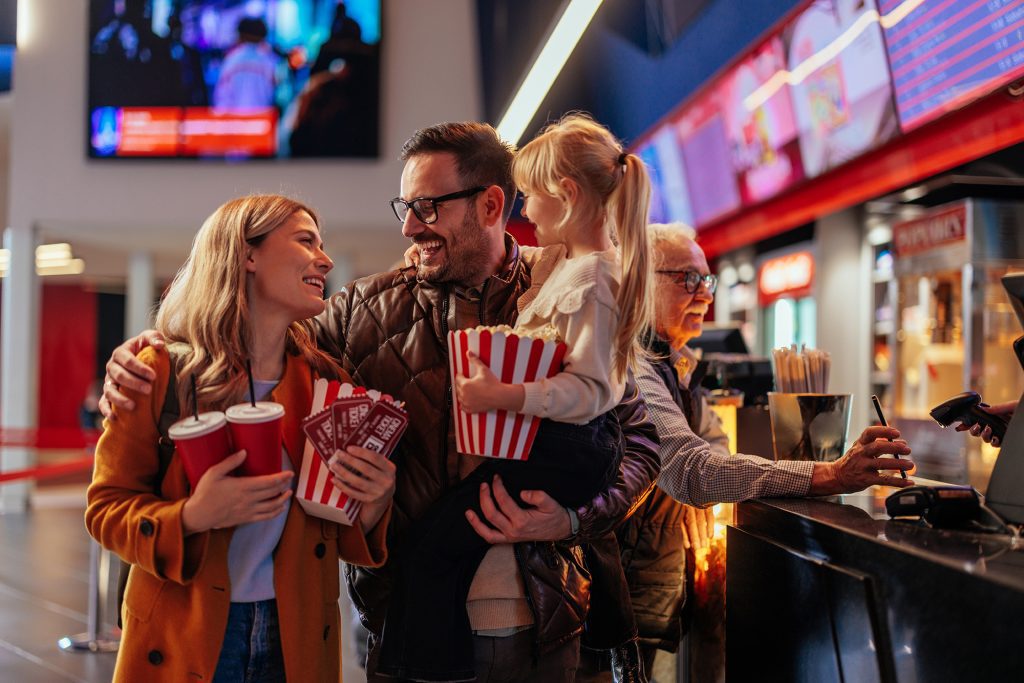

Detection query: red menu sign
xmin=758 ymin=251 xmax=814 ymax=306
xmin=892 ymin=204 xmax=968 ymax=258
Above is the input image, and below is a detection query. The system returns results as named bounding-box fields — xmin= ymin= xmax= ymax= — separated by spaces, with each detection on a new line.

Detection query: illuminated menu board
xmin=785 ymin=0 xmax=899 ymax=177
xmin=651 ymin=126 xmax=695 ymax=225
xmin=636 ymin=142 xmax=668 ymax=224
xmin=719 ymin=36 xmax=804 ymax=202
xmin=881 ymin=0 xmax=1024 ymax=132
xmin=678 ymin=95 xmax=743 ymax=226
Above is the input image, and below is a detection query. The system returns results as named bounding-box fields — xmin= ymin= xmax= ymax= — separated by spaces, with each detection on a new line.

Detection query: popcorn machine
xmin=888 ymin=199 xmax=1024 ymax=487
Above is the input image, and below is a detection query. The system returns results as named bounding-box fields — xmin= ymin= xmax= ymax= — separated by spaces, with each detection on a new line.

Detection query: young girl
xmin=376 ymin=114 xmax=652 ymax=681
xmin=86 ymin=195 xmax=395 ymax=682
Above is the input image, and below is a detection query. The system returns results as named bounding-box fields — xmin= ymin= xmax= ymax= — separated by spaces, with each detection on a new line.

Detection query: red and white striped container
xmin=296 ymin=379 xmax=362 ymax=526
xmin=448 ymin=327 xmax=567 ymax=460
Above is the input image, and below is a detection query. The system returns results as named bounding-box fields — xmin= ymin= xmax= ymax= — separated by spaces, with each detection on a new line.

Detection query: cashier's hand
xmin=954 ymin=401 xmax=1015 ymax=447
xmin=328 ymin=446 xmax=396 ymax=534
xmin=99 ymin=329 xmax=165 ymax=418
xmin=810 ymin=426 xmax=914 ymax=496
xmin=181 ymin=450 xmax=294 ymax=534
xmin=681 ymin=505 xmax=715 ymax=551
xmin=466 ymin=475 xmax=571 ymax=543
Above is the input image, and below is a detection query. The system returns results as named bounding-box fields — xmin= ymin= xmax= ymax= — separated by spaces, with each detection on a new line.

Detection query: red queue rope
xmin=0 ymin=427 xmax=101 ymax=484
xmin=0 ymin=456 xmax=95 ymax=484
xmin=0 ymin=427 xmax=101 ymax=449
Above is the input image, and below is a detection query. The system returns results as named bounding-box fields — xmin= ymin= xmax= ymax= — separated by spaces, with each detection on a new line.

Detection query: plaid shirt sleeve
xmin=635 ymin=359 xmax=815 ymax=508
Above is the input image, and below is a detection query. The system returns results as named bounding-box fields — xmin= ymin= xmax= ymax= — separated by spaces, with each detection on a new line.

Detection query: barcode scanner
xmin=929 ymin=391 xmax=1010 ymax=443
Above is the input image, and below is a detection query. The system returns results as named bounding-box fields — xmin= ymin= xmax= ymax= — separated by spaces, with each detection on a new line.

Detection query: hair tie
xmin=617 ymin=152 xmax=628 ymax=167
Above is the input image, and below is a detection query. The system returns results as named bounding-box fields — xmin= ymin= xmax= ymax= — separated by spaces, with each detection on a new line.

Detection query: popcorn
xmin=448 ymin=327 xmax=566 ymax=460
xmin=475 ymin=323 xmax=561 ymax=343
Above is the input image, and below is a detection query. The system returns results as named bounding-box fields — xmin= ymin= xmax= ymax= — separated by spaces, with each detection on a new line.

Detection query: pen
xmin=871 ymin=394 xmax=907 ymax=480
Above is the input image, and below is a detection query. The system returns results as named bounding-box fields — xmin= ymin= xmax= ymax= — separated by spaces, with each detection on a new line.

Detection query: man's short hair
xmin=401 ymin=122 xmax=517 ymax=224
xmin=648 ymin=222 xmax=697 ymax=268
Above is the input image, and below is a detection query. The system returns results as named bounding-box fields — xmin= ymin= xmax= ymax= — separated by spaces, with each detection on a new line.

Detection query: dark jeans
xmin=212 ymin=599 xmax=286 ymax=683
xmin=375 ymin=415 xmax=620 ymax=681
xmin=368 ymin=629 xmax=580 ymax=683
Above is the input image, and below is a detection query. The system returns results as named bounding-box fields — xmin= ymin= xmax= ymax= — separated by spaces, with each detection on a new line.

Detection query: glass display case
xmin=889 ymin=200 xmax=1024 ymax=487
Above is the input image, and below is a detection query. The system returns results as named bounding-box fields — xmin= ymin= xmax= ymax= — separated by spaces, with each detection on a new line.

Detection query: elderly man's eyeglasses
xmin=656 ymin=270 xmax=718 ymax=294
xmin=389 ymin=186 xmax=486 ymax=225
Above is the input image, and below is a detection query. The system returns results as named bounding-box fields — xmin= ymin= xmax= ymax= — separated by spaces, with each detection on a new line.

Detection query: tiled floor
xmin=0 ymin=487 xmax=367 ymax=682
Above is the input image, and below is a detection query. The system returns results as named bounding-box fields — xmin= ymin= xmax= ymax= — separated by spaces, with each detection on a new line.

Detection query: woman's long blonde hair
xmin=155 ymin=194 xmax=341 ymax=413
xmin=512 ymin=113 xmax=653 ymax=380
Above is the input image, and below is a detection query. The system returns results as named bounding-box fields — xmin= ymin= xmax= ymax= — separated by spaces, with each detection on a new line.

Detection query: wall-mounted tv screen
xmin=719 ymin=35 xmax=804 ymax=203
xmin=785 ymin=0 xmax=899 ymax=177
xmin=88 ymin=0 xmax=381 ymax=159
xmin=881 ymin=0 xmax=1024 ymax=133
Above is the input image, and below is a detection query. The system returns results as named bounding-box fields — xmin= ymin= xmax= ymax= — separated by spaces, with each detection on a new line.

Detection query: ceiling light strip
xmin=496 ymin=0 xmax=604 ymax=145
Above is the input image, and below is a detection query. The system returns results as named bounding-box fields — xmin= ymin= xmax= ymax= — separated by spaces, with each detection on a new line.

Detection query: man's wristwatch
xmin=566 ymin=507 xmax=580 ymax=537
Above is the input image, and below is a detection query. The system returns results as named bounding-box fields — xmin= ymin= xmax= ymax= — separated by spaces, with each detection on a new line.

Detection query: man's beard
xmin=417 ymin=209 xmax=493 ymax=285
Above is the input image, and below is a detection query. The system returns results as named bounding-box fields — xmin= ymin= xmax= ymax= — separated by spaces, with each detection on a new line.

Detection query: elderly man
xmin=101 ymin=122 xmax=660 ymax=683
xmin=579 ymin=223 xmax=914 ymax=682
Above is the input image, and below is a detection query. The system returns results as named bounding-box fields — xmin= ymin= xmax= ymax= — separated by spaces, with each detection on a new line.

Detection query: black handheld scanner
xmin=929 ymin=391 xmax=1010 ymax=443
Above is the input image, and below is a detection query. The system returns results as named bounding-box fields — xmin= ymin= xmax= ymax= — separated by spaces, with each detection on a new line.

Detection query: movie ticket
xmin=332 ymin=396 xmax=373 ymax=449
xmin=340 ymin=401 xmax=409 ymax=458
xmin=301 ymin=408 xmax=337 ymax=465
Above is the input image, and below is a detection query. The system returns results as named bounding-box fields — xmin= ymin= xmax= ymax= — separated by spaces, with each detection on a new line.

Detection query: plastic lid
xmin=168 ymin=411 xmax=227 ymax=439
xmin=225 ymin=401 xmax=285 ymax=424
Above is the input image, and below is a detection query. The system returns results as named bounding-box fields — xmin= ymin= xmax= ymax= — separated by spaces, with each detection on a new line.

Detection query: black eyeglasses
xmin=656 ymin=270 xmax=718 ymax=294
xmin=389 ymin=186 xmax=487 ymax=225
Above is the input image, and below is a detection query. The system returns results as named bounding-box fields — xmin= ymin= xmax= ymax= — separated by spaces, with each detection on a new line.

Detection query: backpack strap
xmin=156 ymin=342 xmax=190 ymax=493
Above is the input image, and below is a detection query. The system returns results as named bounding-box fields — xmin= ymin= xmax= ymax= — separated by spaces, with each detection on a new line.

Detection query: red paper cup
xmin=168 ymin=411 xmax=231 ymax=488
xmin=226 ymin=402 xmax=285 ymax=477
xmin=448 ymin=328 xmax=566 ymax=460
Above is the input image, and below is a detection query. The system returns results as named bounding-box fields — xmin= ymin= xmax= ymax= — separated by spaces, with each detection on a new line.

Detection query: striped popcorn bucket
xmin=448 ymin=328 xmax=567 ymax=460
xmin=296 ymin=378 xmax=361 ymax=526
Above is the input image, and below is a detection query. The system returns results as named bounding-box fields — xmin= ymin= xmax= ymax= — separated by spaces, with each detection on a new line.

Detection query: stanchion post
xmin=57 ymin=539 xmax=120 ymax=653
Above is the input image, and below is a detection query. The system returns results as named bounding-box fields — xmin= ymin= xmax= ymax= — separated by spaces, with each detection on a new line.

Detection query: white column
xmin=816 ymin=209 xmax=872 ymax=436
xmin=125 ymin=251 xmax=155 ymax=337
xmin=1 ymin=224 xmax=40 ymax=512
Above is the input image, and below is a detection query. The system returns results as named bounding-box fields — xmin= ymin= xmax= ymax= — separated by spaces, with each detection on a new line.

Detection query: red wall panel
xmin=38 ymin=285 xmax=97 ymax=433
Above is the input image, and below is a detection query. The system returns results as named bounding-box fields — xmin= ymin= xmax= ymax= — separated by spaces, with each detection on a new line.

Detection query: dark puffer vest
xmin=313 ymin=236 xmax=661 ymax=654
xmin=614 ymin=339 xmax=703 ymax=652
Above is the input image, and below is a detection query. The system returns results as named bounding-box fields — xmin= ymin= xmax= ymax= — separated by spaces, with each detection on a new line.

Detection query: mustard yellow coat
xmin=86 ymin=347 xmax=388 ymax=682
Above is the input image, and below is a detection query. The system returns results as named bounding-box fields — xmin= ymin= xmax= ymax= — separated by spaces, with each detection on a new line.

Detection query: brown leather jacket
xmin=313 ymin=236 xmax=660 ymax=654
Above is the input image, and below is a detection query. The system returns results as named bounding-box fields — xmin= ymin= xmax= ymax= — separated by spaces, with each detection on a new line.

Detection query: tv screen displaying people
xmin=88 ymin=0 xmax=381 ymax=159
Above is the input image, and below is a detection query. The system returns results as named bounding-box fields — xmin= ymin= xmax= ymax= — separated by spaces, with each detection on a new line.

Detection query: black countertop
xmin=731 ymin=480 xmax=1024 ymax=681
xmin=736 ymin=479 xmax=1024 ymax=593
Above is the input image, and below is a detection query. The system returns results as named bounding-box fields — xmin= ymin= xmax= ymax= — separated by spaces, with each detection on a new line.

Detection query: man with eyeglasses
xmin=329 ymin=124 xmax=658 ymax=683
xmin=578 ymin=223 xmax=916 ymax=682
xmin=100 ymin=121 xmax=659 ymax=683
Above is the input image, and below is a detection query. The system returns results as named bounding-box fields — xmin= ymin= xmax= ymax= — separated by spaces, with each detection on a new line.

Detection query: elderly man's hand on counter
xmin=809 ymin=425 xmax=914 ymax=496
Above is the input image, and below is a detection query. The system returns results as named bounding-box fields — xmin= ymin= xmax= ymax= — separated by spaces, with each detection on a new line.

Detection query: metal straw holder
xmin=767 ymin=393 xmax=852 ymax=462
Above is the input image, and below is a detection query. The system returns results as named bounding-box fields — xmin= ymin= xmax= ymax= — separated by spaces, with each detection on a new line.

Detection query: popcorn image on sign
xmin=448 ymin=326 xmax=567 ymax=460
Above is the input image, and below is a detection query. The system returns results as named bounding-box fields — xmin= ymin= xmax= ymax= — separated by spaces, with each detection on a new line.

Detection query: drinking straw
xmin=246 ymin=359 xmax=257 ymax=407
xmin=190 ymin=374 xmax=199 ymax=421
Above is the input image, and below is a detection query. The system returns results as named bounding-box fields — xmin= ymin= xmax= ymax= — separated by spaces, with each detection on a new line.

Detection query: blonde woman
xmin=87 ymin=195 xmax=395 ymax=682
